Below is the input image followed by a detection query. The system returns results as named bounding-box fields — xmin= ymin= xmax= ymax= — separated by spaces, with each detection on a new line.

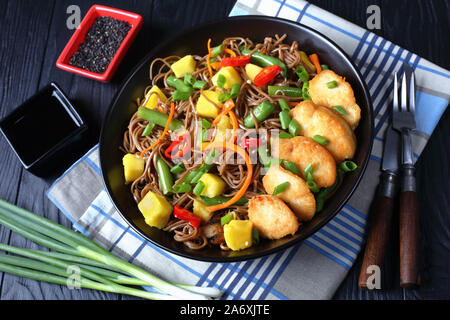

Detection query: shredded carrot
xmin=213 ymin=99 xmax=235 ymax=125
xmin=205 ymin=143 xmax=253 ymax=212
xmin=210 ymin=61 xmax=221 ymax=70
xmin=206 ymin=38 xmax=213 ymax=78
xmin=139 ymin=102 xmax=175 ymax=157
xmin=260 ymin=48 xmax=267 ymax=54
xmin=309 ymin=53 xmax=322 ymax=73
xmin=224 ymin=48 xmax=236 ymax=57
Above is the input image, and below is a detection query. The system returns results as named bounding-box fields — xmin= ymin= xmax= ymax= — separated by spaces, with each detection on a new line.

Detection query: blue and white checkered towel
xmin=47 ymin=0 xmax=450 ymax=300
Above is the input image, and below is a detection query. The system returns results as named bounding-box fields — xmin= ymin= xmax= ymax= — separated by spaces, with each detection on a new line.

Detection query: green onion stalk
xmin=0 ymin=200 xmax=222 ymax=300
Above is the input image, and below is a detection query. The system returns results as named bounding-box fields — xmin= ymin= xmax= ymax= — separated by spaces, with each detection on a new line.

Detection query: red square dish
xmin=56 ymin=4 xmax=143 ymax=82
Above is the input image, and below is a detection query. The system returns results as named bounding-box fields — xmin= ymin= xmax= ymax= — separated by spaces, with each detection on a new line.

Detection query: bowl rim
xmin=99 ymin=15 xmax=374 ymax=262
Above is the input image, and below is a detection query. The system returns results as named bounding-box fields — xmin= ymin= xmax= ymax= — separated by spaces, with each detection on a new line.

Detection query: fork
xmin=393 ymin=62 xmax=420 ymax=288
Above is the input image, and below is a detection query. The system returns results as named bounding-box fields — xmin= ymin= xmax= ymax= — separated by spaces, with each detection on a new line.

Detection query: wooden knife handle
xmin=399 ymin=190 xmax=420 ymax=288
xmin=358 ymin=195 xmax=394 ymax=288
xmin=359 ymin=172 xmax=397 ymax=288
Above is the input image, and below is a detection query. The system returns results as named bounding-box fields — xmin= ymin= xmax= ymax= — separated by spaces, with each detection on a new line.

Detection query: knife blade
xmin=358 ymin=125 xmax=400 ymax=288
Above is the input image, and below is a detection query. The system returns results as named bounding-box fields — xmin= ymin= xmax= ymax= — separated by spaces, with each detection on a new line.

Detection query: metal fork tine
xmin=401 ymin=70 xmax=408 ymax=112
xmin=393 ymin=73 xmax=399 ymax=113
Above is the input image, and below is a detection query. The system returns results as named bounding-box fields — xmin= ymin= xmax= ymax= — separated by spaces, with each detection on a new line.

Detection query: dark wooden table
xmin=0 ymin=0 xmax=448 ymax=300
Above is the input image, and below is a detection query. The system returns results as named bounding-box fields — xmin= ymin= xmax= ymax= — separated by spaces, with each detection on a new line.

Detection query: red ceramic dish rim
xmin=56 ymin=4 xmax=143 ymax=82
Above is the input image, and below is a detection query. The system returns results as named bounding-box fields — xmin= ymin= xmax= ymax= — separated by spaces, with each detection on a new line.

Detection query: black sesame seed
xmin=68 ymin=16 xmax=131 ymax=74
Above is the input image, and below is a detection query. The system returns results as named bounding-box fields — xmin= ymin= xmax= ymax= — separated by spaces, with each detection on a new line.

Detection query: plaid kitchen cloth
xmin=47 ymin=0 xmax=450 ymax=300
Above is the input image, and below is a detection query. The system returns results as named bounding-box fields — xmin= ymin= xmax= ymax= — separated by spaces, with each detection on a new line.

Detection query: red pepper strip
xmin=253 ymin=65 xmax=282 ymax=87
xmin=240 ymin=138 xmax=261 ymax=149
xmin=220 ymin=56 xmax=251 ymax=68
xmin=173 ymin=205 xmax=202 ymax=228
xmin=164 ymin=133 xmax=190 ymax=159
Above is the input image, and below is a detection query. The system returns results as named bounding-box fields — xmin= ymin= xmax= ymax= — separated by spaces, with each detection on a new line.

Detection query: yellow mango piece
xmin=138 ymin=191 xmax=173 ymax=229
xmin=196 ymin=90 xmax=223 ymax=118
xmin=214 ymin=115 xmax=232 ymax=142
xmin=245 ymin=63 xmax=263 ymax=83
xmin=199 ymin=173 xmax=226 ymax=198
xmin=143 ymin=85 xmax=167 ymax=109
xmin=122 ymin=153 xmax=145 ymax=184
xmin=171 ymin=55 xmax=196 ymax=78
xmin=193 ymin=200 xmax=213 ymax=222
xmin=212 ymin=66 xmax=243 ymax=89
xmin=224 ymin=220 xmax=253 ymax=251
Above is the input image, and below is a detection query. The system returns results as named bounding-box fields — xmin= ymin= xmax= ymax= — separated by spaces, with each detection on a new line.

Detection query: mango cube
xmin=214 ymin=115 xmax=232 ymax=142
xmin=245 ymin=63 xmax=263 ymax=83
xmin=196 ymin=90 xmax=223 ymax=118
xmin=199 ymin=173 xmax=226 ymax=198
xmin=171 ymin=55 xmax=196 ymax=78
xmin=212 ymin=66 xmax=243 ymax=89
xmin=143 ymin=85 xmax=167 ymax=109
xmin=122 ymin=153 xmax=145 ymax=184
xmin=193 ymin=200 xmax=213 ymax=222
xmin=138 ymin=191 xmax=173 ymax=229
xmin=224 ymin=220 xmax=253 ymax=251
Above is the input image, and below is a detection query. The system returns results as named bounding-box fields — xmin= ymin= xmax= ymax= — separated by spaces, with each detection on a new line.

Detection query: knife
xmin=358 ymin=125 xmax=400 ymax=288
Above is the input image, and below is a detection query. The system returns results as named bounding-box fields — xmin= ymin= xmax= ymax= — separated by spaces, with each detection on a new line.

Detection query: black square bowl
xmin=0 ymin=82 xmax=87 ymax=176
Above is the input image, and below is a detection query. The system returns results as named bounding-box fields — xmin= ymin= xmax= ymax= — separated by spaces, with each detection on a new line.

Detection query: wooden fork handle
xmin=399 ymin=165 xmax=420 ymax=288
xmin=359 ymin=171 xmax=397 ymax=288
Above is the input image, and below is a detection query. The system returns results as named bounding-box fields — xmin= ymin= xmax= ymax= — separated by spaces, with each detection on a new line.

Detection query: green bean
xmin=201 ymin=195 xmax=248 ymax=206
xmin=240 ymin=48 xmax=287 ymax=78
xmin=211 ymin=44 xmax=224 ymax=58
xmin=243 ymin=101 xmax=276 ymax=128
xmin=137 ymin=107 xmax=184 ymax=131
xmin=299 ymin=51 xmax=316 ymax=73
xmin=156 ymin=157 xmax=173 ymax=195
xmin=141 ymin=123 xmax=155 ymax=136
xmin=166 ymin=76 xmax=192 ymax=92
xmin=288 ymin=119 xmax=301 ymax=137
xmin=268 ymin=86 xmax=302 ymax=97
xmin=279 ymin=110 xmax=291 ymax=130
xmin=170 ymin=162 xmax=185 ymax=174
xmin=172 ymin=183 xmax=191 ymax=193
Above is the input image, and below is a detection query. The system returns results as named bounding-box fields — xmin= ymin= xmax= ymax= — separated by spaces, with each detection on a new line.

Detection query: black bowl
xmin=99 ymin=16 xmax=374 ymax=262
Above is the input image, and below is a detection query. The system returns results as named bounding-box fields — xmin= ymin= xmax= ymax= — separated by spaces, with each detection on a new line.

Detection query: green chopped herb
xmin=327 ymin=80 xmax=338 ymax=88
xmin=273 ymin=182 xmax=290 ymax=196
xmin=288 ymin=119 xmax=301 ymax=137
xmin=313 ymin=134 xmax=329 ymax=145
xmin=302 ymin=82 xmax=311 ymax=100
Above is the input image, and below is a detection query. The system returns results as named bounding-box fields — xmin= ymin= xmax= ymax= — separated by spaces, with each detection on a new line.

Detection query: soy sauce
xmin=1 ymin=86 xmax=82 ymax=166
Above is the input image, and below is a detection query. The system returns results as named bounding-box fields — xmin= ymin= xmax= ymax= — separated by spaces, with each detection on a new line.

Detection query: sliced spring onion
xmin=172 ymin=183 xmax=191 ymax=193
xmin=137 ymin=107 xmax=184 ymax=131
xmin=170 ymin=162 xmax=186 ymax=174
xmin=267 ymin=86 xmax=302 ymax=97
xmin=321 ymin=64 xmax=329 ymax=70
xmin=220 ymin=211 xmax=237 ymax=226
xmin=326 ymin=80 xmax=338 ymax=88
xmin=279 ymin=110 xmax=291 ymax=130
xmin=313 ymin=134 xmax=329 ymax=145
xmin=306 ymin=180 xmax=320 ymax=193
xmin=332 ymin=106 xmax=347 ymax=115
xmin=252 ymin=228 xmax=260 ymax=245
xmin=288 ymin=119 xmax=301 ymax=137
xmin=295 ymin=65 xmax=309 ymax=83
xmin=278 ymin=99 xmax=290 ymax=111
xmin=301 ymin=82 xmax=311 ymax=100
xmin=172 ymin=90 xmax=191 ymax=101
xmin=272 ymin=182 xmax=290 ymax=196
xmin=304 ymin=162 xmax=313 ymax=176
xmin=166 ymin=75 xmax=192 ymax=93
xmin=230 ymin=83 xmax=241 ymax=98
xmin=283 ymin=160 xmax=299 ymax=175
xmin=193 ymin=181 xmax=205 ymax=196
xmin=278 ymin=131 xmax=292 ymax=139
xmin=193 ymin=80 xmax=207 ymax=90
xmin=200 ymin=195 xmax=248 ymax=206
xmin=340 ymin=160 xmax=358 ymax=172
xmin=217 ymin=74 xmax=226 ymax=88
xmin=141 ymin=123 xmax=155 ymax=136
xmin=257 ymin=145 xmax=272 ymax=167
xmin=211 ymin=44 xmax=224 ymax=58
